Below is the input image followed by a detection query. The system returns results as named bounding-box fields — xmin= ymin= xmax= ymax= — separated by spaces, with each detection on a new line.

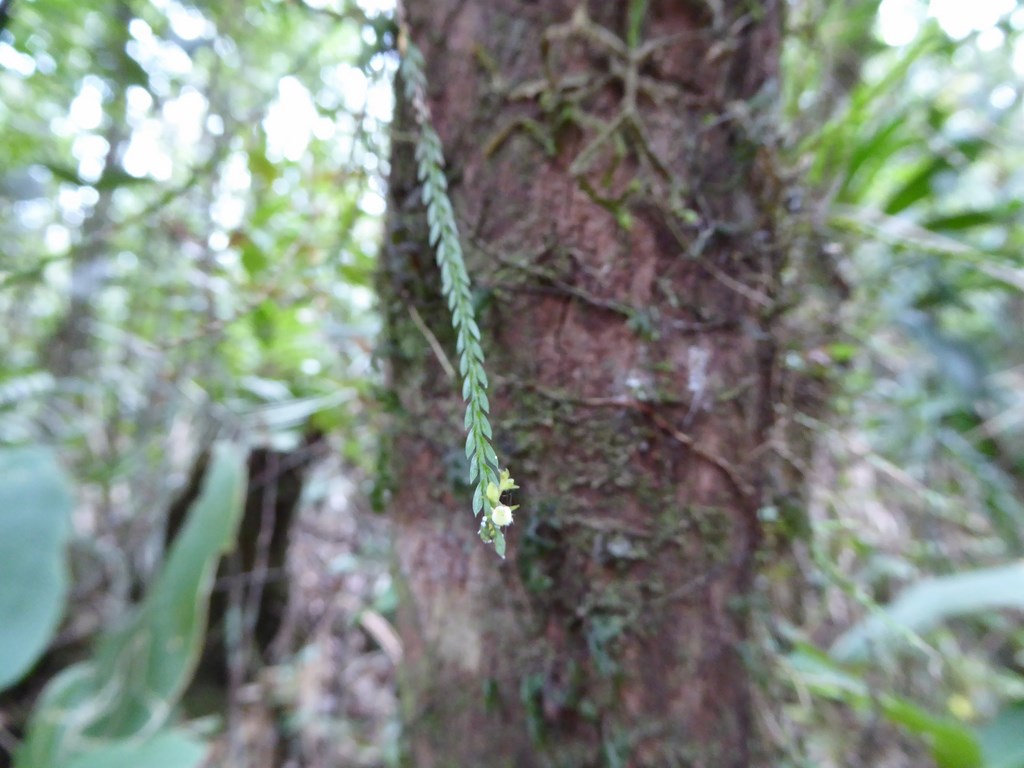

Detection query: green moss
xmin=686 ymin=505 xmax=733 ymax=563
xmin=517 ymin=498 xmax=563 ymax=593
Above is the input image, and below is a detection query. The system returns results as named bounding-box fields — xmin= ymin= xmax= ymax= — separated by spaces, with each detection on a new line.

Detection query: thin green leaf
xmin=831 ymin=562 xmax=1024 ymax=663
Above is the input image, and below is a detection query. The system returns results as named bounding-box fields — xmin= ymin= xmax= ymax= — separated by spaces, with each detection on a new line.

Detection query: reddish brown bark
xmin=381 ymin=2 xmax=800 ymax=765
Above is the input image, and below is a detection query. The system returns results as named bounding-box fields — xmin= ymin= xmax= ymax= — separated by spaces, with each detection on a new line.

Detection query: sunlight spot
xmin=878 ymin=0 xmax=922 ymax=46
xmin=930 ymin=0 xmax=1014 ymax=39
xmin=264 ymin=76 xmax=317 ymax=163
xmin=361 ymin=190 xmax=385 ymax=216
xmin=272 ymin=176 xmax=291 ymax=196
xmin=206 ymin=113 xmax=224 ymax=135
xmin=366 ymin=78 xmax=394 ymax=124
xmin=34 ymin=51 xmax=56 ymax=75
xmin=128 ymin=16 xmax=193 ymax=77
xmin=14 ymin=199 xmax=51 ymax=231
xmin=126 ymin=85 xmax=154 ymax=123
xmin=208 ymin=230 xmax=229 ymax=251
xmin=211 ymin=195 xmax=245 ymax=230
xmin=211 ymin=153 xmax=250 ymax=230
xmin=167 ymin=0 xmax=214 ymax=41
xmin=45 ymin=224 xmax=70 ymax=254
xmin=357 ymin=0 xmax=395 ymax=15
xmin=163 ymin=86 xmax=207 ymax=149
xmin=313 ymin=115 xmax=336 ymax=141
xmin=128 ymin=17 xmax=152 ymax=40
xmin=68 ymin=76 xmax=106 ymax=132
xmin=222 ymin=151 xmax=252 ymax=193
xmin=880 ymin=0 xmax=1014 ymax=45
xmin=1014 ymin=37 xmax=1024 ymax=76
xmin=0 ymin=42 xmax=36 ymax=76
xmin=990 ymin=83 xmax=1016 ymax=109
xmin=978 ymin=27 xmax=1005 ymax=52
xmin=72 ymin=134 xmax=110 ymax=183
xmin=123 ymin=119 xmax=173 ymax=180
xmin=328 ymin=64 xmax=367 ymax=112
xmin=56 ymin=186 xmax=88 ymax=226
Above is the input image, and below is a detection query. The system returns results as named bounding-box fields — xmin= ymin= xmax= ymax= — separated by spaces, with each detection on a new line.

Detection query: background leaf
xmin=62 ymin=729 xmax=209 ymax=768
xmin=978 ymin=703 xmax=1024 ymax=768
xmin=787 ymin=645 xmax=983 ymax=767
xmin=831 ymin=562 xmax=1024 ymax=663
xmin=16 ymin=442 xmax=246 ymax=766
xmin=0 ymin=446 xmax=73 ymax=692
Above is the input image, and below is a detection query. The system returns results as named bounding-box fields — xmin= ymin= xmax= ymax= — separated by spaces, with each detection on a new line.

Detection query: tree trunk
xmin=380 ymin=2 xmax=813 ymax=765
xmin=40 ymin=0 xmax=131 ymax=379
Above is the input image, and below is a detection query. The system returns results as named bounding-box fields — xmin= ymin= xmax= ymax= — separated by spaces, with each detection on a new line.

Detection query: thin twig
xmin=408 ymin=304 xmax=455 ymax=379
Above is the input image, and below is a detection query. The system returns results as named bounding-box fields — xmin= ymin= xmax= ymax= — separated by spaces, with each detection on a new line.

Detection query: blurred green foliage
xmin=0 ymin=0 xmax=393 ymax=763
xmin=14 ymin=442 xmax=245 ymax=767
xmin=782 ymin=1 xmax=1024 ymax=765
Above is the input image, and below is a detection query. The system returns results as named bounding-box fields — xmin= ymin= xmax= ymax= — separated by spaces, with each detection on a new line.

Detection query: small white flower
xmin=491 ymin=504 xmax=514 ymax=527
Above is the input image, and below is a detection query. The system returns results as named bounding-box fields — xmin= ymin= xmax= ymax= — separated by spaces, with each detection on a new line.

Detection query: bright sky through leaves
xmin=879 ymin=0 xmax=1020 ymax=45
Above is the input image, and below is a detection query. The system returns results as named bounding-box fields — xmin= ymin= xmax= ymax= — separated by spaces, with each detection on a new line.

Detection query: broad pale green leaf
xmin=978 ymin=702 xmax=1024 ymax=768
xmin=242 ymin=391 xmax=351 ymax=431
xmin=16 ymin=442 xmax=246 ymax=766
xmin=831 ymin=562 xmax=1024 ymax=663
xmin=14 ymin=665 xmax=96 ymax=768
xmin=831 ymin=206 xmax=1024 ymax=294
xmin=63 ymin=729 xmax=208 ymax=768
xmin=87 ymin=441 xmax=248 ymax=736
xmin=0 ymin=446 xmax=73 ymax=692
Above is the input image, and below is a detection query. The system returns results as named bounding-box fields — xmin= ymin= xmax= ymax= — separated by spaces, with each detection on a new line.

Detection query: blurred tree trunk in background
xmin=40 ymin=0 xmax=132 ymax=378
xmin=381 ymin=1 xmax=823 ymax=765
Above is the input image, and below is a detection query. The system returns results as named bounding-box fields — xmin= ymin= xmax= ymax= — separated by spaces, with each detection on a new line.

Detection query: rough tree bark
xmin=380 ymin=2 xmax=820 ymax=765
